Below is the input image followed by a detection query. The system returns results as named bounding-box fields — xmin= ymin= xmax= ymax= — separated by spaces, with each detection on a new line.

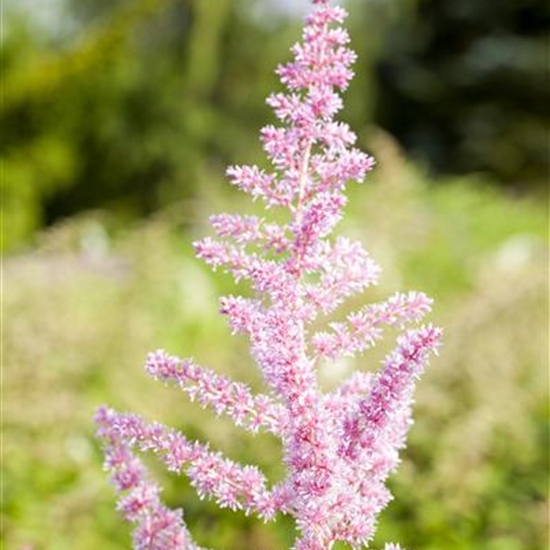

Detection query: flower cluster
xmin=95 ymin=1 xmax=441 ymax=548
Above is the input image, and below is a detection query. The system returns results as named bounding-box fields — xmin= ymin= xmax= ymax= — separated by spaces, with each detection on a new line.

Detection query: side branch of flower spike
xmin=312 ymin=292 xmax=434 ymax=359
xmin=340 ymin=324 xmax=442 ymax=463
xmin=96 ymin=407 xmax=288 ymax=520
xmin=145 ymin=350 xmax=288 ymax=435
xmin=95 ymin=407 xmax=203 ymax=550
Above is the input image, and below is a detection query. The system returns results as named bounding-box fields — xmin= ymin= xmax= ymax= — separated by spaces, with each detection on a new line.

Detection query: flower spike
xmin=96 ymin=2 xmax=441 ymax=548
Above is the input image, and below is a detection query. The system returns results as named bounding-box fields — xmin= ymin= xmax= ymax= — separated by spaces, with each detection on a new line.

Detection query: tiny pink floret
xmin=96 ymin=1 xmax=441 ymax=548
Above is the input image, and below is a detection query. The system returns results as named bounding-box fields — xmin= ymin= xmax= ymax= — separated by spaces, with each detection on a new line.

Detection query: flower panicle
xmin=96 ymin=1 xmax=441 ymax=549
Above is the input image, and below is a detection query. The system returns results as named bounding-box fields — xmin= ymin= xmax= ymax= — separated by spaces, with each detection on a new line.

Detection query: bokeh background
xmin=2 ymin=0 xmax=548 ymax=549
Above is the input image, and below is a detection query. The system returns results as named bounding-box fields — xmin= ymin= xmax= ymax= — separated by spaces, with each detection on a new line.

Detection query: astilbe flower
xmin=95 ymin=1 xmax=441 ymax=548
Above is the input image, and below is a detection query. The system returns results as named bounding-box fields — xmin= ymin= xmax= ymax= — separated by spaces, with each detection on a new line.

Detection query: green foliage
xmin=3 ymin=138 xmax=548 ymax=548
xmin=369 ymin=0 xmax=550 ymax=189
xmin=4 ymin=0 xmax=547 ymax=254
xmin=1 ymin=0 xmax=278 ymax=252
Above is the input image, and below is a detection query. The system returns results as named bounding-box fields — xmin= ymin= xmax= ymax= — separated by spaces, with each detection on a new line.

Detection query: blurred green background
xmin=2 ymin=0 xmax=548 ymax=549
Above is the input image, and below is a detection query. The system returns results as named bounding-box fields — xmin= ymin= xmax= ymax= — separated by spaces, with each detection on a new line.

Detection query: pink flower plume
xmin=96 ymin=1 xmax=441 ymax=548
